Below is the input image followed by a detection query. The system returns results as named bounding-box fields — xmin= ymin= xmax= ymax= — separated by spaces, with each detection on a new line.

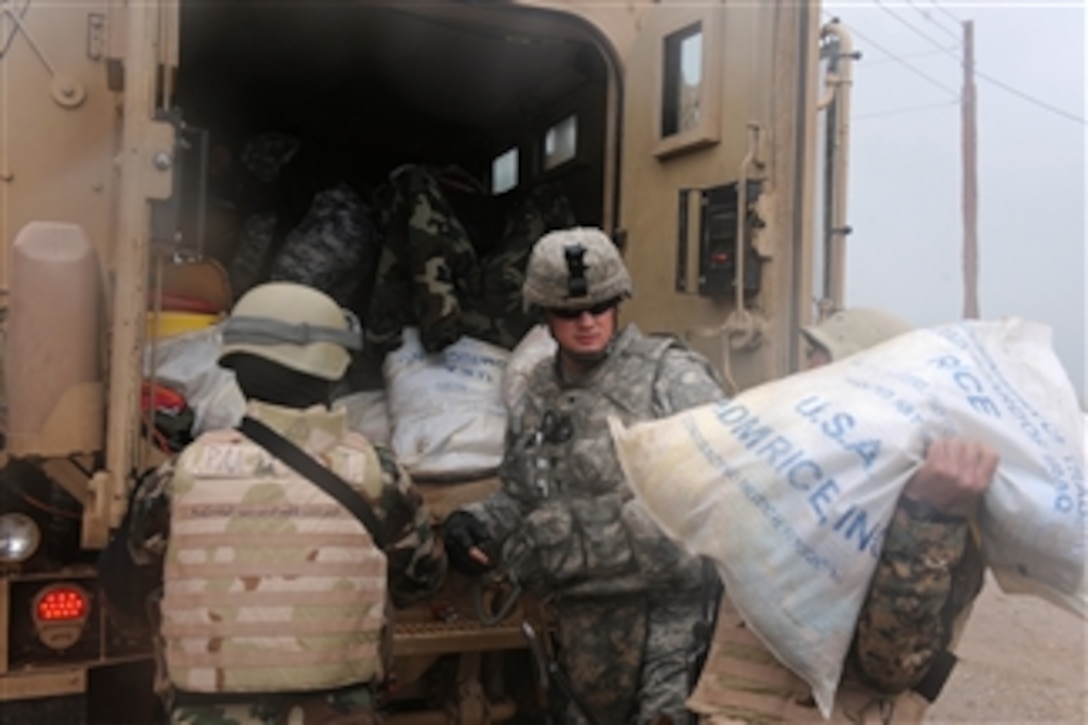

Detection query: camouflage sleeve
xmin=126 ymin=460 xmax=178 ymax=565
xmin=371 ymin=444 xmax=447 ymax=608
xmin=460 ymin=421 xmax=538 ymax=543
xmin=850 ymin=497 xmax=971 ymax=693
xmin=651 ymin=346 xmax=727 ymax=416
xmin=459 ymin=487 xmax=527 ymax=544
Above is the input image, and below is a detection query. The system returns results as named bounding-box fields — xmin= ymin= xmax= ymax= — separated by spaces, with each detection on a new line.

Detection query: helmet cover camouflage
xmin=522 ymin=227 xmax=633 ymax=311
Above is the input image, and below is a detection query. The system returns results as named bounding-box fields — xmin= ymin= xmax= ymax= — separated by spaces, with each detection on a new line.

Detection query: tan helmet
xmin=522 ymin=227 xmax=633 ymax=311
xmin=219 ymin=282 xmax=361 ymax=381
xmin=801 ymin=308 xmax=914 ymax=361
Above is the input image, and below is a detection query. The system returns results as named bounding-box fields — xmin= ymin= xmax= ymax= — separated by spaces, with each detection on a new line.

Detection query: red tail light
xmin=35 ymin=585 xmax=89 ymax=622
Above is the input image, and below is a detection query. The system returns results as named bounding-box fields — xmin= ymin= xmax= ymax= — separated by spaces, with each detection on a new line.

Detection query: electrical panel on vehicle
xmin=675 ymin=180 xmax=763 ymax=299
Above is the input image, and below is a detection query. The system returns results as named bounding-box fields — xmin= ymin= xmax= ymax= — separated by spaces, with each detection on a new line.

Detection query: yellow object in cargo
xmin=146 ymin=311 xmax=221 ymax=338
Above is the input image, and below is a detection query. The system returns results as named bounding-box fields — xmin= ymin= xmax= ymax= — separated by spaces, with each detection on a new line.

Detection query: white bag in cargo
xmin=502 ymin=324 xmax=557 ymax=417
xmin=333 ymin=390 xmax=392 ymax=446
xmin=385 ymin=327 xmax=509 ymax=480
xmin=610 ymin=318 xmax=1085 ymax=718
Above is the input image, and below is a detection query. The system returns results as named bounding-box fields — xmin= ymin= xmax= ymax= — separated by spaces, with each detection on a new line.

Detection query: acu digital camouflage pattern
xmin=689 ymin=499 xmax=984 ymax=723
xmin=363 ymin=164 xmax=575 ymax=358
xmin=459 ymin=323 xmax=726 ymax=723
xmin=125 ymin=401 xmax=445 ymax=723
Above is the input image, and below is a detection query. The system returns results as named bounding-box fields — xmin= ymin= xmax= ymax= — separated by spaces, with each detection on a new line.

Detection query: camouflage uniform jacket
xmin=127 ymin=400 xmax=446 ymax=610
xmin=461 ymin=324 xmax=727 ymax=599
xmin=364 ymin=164 xmax=575 ymax=360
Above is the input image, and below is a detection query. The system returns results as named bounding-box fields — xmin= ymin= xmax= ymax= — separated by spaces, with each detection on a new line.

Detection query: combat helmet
xmin=801 ymin=308 xmax=914 ymax=361
xmin=219 ymin=282 xmax=361 ymax=381
xmin=522 ymin=227 xmax=633 ymax=311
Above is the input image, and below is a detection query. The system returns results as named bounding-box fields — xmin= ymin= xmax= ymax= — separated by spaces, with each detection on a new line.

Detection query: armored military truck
xmin=0 ymin=0 xmax=852 ymax=721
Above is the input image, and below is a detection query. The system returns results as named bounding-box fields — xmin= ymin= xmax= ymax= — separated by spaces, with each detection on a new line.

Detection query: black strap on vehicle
xmin=237 ymin=415 xmax=387 ymax=548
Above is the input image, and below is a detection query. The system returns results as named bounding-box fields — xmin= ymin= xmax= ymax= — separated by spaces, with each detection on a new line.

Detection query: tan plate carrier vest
xmin=159 ymin=430 xmax=388 ymax=694
xmin=688 ymin=600 xmax=929 ymax=724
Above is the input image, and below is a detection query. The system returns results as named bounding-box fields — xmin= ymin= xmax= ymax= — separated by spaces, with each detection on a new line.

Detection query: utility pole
xmin=961 ymin=20 xmax=980 ymax=319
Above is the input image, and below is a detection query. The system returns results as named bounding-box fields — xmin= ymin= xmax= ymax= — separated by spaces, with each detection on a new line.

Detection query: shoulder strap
xmin=237 ymin=416 xmax=387 ymax=548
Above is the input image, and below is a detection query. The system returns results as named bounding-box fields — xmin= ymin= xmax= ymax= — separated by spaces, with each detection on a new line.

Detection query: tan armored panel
xmin=6 ymin=222 xmax=104 ymax=456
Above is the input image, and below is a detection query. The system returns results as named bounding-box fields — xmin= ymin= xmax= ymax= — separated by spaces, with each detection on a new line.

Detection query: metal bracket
xmin=149 ymin=109 xmax=209 ymax=257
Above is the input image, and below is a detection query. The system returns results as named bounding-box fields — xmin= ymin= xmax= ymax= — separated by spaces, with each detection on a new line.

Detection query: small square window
xmin=492 ymin=147 xmax=519 ymax=194
xmin=662 ymin=24 xmax=703 ymax=138
xmin=544 ymin=115 xmax=578 ymax=170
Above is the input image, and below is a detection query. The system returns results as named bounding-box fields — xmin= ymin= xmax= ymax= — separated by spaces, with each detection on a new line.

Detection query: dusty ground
xmin=927 ymin=573 xmax=1087 ymax=723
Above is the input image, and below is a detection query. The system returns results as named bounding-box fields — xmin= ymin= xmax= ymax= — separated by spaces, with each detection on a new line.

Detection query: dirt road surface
xmin=927 ymin=573 xmax=1086 ymax=723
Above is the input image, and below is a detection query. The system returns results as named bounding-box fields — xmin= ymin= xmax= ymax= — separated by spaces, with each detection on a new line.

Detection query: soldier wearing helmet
xmin=445 ymin=228 xmax=727 ymax=724
xmin=104 ymin=282 xmax=445 ymax=725
xmin=688 ymin=308 xmax=997 ymax=723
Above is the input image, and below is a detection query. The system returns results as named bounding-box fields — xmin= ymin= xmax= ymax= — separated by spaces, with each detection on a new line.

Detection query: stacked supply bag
xmin=342 ymin=162 xmax=574 ymax=482
xmin=383 ymin=328 xmax=510 ymax=480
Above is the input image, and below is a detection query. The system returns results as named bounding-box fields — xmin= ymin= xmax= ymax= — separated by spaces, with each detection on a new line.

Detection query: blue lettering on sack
xmin=1044 ymin=453 xmax=1088 ymax=517
xmin=928 ymin=346 xmax=1086 ymax=518
xmin=933 ymin=327 xmax=1068 ymax=447
xmin=794 ymin=395 xmax=882 ymax=469
xmin=698 ymin=403 xmax=888 ymax=563
xmin=440 ymin=363 xmax=497 ymax=383
xmin=928 ymin=355 xmax=1003 ymax=420
xmin=738 ymin=478 xmax=843 ymax=583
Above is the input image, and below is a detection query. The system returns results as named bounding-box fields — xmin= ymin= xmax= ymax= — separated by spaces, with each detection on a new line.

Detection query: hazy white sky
xmin=825 ymin=1 xmax=1086 ymax=403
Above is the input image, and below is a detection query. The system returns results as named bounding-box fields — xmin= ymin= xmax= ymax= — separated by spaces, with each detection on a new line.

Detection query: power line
xmin=872 ymin=1 xmax=1087 ymax=124
xmin=905 ymin=0 xmax=961 ymax=40
xmin=876 ymin=0 xmax=957 ymax=54
xmin=865 ymin=46 xmax=959 ymax=66
xmin=929 ymin=0 xmax=962 ymax=26
xmin=834 ymin=19 xmax=959 ymax=97
xmin=973 ymin=68 xmax=1087 ymax=125
xmin=854 ymin=100 xmax=958 ymax=121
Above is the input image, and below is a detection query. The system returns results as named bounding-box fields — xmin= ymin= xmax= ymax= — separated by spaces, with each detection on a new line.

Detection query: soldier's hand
xmin=444 ymin=511 xmax=497 ymax=576
xmin=904 ymin=438 xmax=999 ymax=518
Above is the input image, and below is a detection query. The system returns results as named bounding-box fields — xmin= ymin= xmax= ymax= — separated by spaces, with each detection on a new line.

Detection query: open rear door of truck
xmin=617 ymin=1 xmax=819 ymax=391
xmin=96 ymin=0 xmax=179 ymax=546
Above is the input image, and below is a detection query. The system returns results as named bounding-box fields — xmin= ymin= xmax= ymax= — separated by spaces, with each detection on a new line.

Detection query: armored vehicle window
xmin=544 ymin=115 xmax=578 ymax=171
xmin=492 ymin=147 xmax=520 ymax=195
xmin=662 ymin=24 xmax=703 ymax=137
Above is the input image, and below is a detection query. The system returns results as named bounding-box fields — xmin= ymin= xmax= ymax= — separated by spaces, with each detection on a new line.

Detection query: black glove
xmin=444 ymin=511 xmax=496 ymax=576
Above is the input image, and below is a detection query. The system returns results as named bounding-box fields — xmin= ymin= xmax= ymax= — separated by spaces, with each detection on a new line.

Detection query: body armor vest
xmin=159 ymin=428 xmax=388 ymax=694
xmin=504 ymin=326 xmax=705 ymax=595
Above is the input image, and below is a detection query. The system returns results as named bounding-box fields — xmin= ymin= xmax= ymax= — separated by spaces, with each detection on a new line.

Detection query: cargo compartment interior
xmin=142 ymin=2 xmax=620 ymax=479
xmin=173 ymin=2 xmax=613 ymax=310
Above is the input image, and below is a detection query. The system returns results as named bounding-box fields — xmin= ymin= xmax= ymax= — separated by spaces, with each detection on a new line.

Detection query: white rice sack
xmin=333 ymin=390 xmax=391 ymax=446
xmin=502 ymin=324 xmax=557 ymax=417
xmin=610 ymin=318 xmax=1085 ymax=718
xmin=385 ymin=327 xmax=510 ymax=480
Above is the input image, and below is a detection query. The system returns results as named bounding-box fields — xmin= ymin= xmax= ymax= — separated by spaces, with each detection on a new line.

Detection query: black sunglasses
xmin=547 ymin=300 xmax=617 ymax=320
